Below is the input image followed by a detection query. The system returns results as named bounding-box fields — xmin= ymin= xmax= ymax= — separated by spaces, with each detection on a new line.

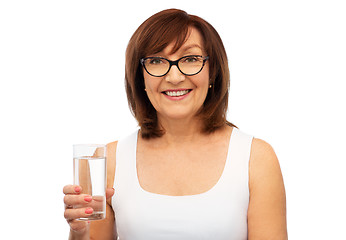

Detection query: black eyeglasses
xmin=140 ymin=55 xmax=209 ymax=77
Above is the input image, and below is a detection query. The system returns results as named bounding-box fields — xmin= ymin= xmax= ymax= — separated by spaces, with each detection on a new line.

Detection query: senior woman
xmin=63 ymin=9 xmax=287 ymax=240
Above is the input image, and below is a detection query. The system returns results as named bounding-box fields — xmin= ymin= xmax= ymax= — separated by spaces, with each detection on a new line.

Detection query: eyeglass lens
xmin=143 ymin=56 xmax=207 ymax=77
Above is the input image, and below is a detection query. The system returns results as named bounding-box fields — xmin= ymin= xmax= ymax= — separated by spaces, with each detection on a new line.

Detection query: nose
xmin=164 ymin=65 xmax=185 ymax=84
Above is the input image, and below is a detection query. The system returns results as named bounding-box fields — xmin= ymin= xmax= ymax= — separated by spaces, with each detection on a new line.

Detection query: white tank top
xmin=112 ymin=127 xmax=253 ymax=240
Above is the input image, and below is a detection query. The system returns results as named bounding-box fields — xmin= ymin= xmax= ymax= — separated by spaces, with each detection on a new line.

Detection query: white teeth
xmin=165 ymin=90 xmax=189 ymax=97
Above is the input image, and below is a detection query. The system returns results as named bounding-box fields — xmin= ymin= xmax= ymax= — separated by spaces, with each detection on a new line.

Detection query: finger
xmin=63 ymin=185 xmax=82 ymax=195
xmin=64 ymin=194 xmax=92 ymax=207
xmin=64 ymin=207 xmax=94 ymax=221
xmin=106 ymin=188 xmax=115 ymax=199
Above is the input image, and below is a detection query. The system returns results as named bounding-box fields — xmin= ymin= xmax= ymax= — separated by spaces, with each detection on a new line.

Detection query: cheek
xmin=143 ymin=77 xmax=161 ymax=108
xmin=199 ymin=65 xmax=210 ymax=84
xmin=144 ymin=82 xmax=160 ymax=98
xmin=143 ymin=73 xmax=159 ymax=91
xmin=195 ymin=70 xmax=210 ymax=90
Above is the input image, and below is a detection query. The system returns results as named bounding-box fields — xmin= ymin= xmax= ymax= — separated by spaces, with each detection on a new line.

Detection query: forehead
xmin=160 ymin=27 xmax=205 ymax=56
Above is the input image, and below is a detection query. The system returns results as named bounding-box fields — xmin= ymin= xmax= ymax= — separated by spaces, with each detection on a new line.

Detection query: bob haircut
xmin=125 ymin=8 xmax=236 ymax=139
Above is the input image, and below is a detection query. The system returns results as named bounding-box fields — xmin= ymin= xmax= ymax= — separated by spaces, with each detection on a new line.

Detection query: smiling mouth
xmin=163 ymin=89 xmax=192 ymax=97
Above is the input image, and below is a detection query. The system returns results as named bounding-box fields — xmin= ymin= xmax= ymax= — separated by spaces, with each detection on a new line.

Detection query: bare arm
xmin=89 ymin=141 xmax=117 ymax=240
xmin=89 ymin=195 xmax=116 ymax=240
xmin=248 ymin=138 xmax=288 ymax=240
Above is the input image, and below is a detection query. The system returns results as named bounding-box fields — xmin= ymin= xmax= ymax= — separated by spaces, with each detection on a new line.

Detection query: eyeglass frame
xmin=140 ymin=55 xmax=209 ymax=77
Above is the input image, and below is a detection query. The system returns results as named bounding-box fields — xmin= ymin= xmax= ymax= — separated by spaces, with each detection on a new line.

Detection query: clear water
xmin=73 ymin=156 xmax=106 ymax=220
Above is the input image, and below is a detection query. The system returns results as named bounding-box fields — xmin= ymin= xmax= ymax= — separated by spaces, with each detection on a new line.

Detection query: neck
xmin=157 ymin=115 xmax=205 ymax=145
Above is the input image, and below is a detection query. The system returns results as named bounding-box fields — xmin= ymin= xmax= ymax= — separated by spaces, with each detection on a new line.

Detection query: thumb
xmin=106 ymin=188 xmax=115 ymax=199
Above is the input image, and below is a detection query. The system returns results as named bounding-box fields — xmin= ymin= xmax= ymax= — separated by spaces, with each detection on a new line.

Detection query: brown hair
xmin=125 ymin=9 xmax=236 ymax=138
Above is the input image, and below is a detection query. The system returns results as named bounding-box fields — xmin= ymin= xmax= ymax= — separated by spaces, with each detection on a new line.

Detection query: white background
xmin=1 ymin=0 xmax=345 ymax=239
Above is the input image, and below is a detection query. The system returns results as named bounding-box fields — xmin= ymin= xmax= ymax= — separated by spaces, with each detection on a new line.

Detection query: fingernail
xmin=85 ymin=208 xmax=93 ymax=214
xmin=74 ymin=186 xmax=81 ymax=193
xmin=84 ymin=196 xmax=92 ymax=202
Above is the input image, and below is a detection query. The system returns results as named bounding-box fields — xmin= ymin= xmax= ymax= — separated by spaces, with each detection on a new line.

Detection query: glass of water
xmin=73 ymin=144 xmax=107 ymax=221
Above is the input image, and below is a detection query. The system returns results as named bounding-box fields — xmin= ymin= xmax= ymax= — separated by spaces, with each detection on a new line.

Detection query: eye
xmin=181 ymin=56 xmax=201 ymax=63
xmin=148 ymin=58 xmax=164 ymax=65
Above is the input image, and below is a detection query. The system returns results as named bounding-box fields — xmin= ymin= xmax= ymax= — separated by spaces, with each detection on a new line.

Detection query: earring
xmin=209 ymin=84 xmax=212 ymax=88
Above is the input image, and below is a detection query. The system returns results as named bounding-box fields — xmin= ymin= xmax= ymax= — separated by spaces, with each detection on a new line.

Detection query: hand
xmin=63 ymin=185 xmax=115 ymax=233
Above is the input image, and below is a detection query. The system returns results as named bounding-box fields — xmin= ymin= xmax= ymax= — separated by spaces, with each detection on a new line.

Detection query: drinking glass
xmin=73 ymin=144 xmax=107 ymax=221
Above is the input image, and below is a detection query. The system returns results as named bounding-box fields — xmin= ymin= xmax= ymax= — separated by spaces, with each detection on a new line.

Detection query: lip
xmin=161 ymin=88 xmax=192 ymax=101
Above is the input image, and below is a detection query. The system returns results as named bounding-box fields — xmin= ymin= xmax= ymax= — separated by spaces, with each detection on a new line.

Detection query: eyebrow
xmin=180 ymin=44 xmax=203 ymax=53
xmin=151 ymin=44 xmax=204 ymax=58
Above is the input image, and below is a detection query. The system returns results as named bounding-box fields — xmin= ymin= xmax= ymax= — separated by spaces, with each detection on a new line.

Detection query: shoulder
xmin=249 ymin=137 xmax=283 ymax=192
xmin=105 ymin=129 xmax=138 ymax=167
xmin=249 ymin=138 xmax=280 ymax=181
xmin=106 ymin=141 xmax=118 ymax=189
xmin=107 ymin=141 xmax=118 ymax=155
xmin=251 ymin=137 xmax=276 ymax=159
xmin=106 ymin=140 xmax=118 ymax=162
xmin=248 ymin=137 xmax=288 ymax=239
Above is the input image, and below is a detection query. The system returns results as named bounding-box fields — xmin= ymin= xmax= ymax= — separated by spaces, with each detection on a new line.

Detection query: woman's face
xmin=143 ymin=27 xmax=210 ymax=122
